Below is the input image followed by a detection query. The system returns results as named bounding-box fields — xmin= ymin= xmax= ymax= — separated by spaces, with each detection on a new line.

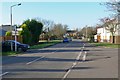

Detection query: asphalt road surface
xmin=1 ymin=40 xmax=118 ymax=79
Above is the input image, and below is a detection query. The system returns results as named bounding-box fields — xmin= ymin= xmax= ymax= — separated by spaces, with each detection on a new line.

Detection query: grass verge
xmin=1 ymin=51 xmax=20 ymax=56
xmin=30 ymin=40 xmax=62 ymax=49
xmin=91 ymin=42 xmax=120 ymax=48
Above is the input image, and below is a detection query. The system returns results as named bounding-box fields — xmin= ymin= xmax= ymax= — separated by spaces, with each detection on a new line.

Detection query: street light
xmin=86 ymin=25 xmax=87 ymax=41
xmin=10 ymin=3 xmax=21 ymax=51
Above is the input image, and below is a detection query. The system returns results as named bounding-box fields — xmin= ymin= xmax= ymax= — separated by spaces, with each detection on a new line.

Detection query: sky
xmin=1 ymin=1 xmax=113 ymax=30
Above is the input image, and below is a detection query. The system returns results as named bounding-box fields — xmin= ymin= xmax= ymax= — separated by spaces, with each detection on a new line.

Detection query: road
xmin=1 ymin=40 xmax=118 ymax=80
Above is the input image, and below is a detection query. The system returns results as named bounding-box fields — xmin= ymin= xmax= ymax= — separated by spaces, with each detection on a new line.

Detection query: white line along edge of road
xmin=0 ymin=72 xmax=9 ymax=77
xmin=26 ymin=56 xmax=45 ymax=65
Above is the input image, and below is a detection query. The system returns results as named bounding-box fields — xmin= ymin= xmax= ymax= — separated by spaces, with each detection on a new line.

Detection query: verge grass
xmin=30 ymin=40 xmax=62 ymax=49
xmin=91 ymin=42 xmax=120 ymax=48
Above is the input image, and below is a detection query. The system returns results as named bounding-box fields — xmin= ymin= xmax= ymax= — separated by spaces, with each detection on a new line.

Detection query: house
xmin=0 ymin=25 xmax=12 ymax=36
xmin=1 ymin=25 xmax=22 ymax=36
xmin=66 ymin=30 xmax=78 ymax=37
xmin=94 ymin=26 xmax=120 ymax=44
xmin=0 ymin=29 xmax=6 ymax=36
xmin=0 ymin=25 xmax=23 ymax=42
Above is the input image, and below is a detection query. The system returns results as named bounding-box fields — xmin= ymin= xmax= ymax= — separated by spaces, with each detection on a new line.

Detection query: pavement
xmin=1 ymin=40 xmax=118 ymax=80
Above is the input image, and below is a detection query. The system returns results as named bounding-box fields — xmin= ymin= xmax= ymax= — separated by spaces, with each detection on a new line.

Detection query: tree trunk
xmin=111 ymin=33 xmax=115 ymax=43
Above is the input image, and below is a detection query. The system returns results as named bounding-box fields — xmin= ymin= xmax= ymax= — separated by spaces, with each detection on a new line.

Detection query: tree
xmin=20 ymin=19 xmax=43 ymax=44
xmin=20 ymin=23 xmax=31 ymax=44
xmin=51 ymin=24 xmax=68 ymax=39
xmin=5 ymin=31 xmax=12 ymax=36
xmin=78 ymin=26 xmax=97 ymax=41
xmin=100 ymin=17 xmax=119 ymax=43
xmin=105 ymin=0 xmax=120 ymax=13
xmin=35 ymin=18 xmax=54 ymax=41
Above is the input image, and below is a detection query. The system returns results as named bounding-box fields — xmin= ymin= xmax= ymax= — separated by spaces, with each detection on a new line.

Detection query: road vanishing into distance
xmin=2 ymin=40 xmax=118 ymax=80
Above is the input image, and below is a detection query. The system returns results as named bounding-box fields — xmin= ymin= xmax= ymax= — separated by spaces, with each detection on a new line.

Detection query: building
xmin=94 ymin=26 xmax=120 ymax=44
xmin=66 ymin=30 xmax=78 ymax=37
xmin=0 ymin=25 xmax=23 ymax=42
xmin=0 ymin=25 xmax=22 ymax=36
xmin=0 ymin=25 xmax=12 ymax=36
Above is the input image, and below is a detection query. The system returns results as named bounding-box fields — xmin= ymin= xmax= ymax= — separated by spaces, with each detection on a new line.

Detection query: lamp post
xmin=10 ymin=3 xmax=21 ymax=51
xmin=86 ymin=25 xmax=87 ymax=41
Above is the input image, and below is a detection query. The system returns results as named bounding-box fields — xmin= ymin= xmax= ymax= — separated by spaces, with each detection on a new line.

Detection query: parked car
xmin=63 ymin=38 xmax=69 ymax=43
xmin=2 ymin=40 xmax=30 ymax=52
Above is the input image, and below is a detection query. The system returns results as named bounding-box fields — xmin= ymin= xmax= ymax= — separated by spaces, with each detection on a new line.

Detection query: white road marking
xmin=0 ymin=72 xmax=9 ymax=77
xmin=82 ymin=51 xmax=87 ymax=61
xmin=62 ymin=49 xmax=83 ymax=80
xmin=76 ymin=52 xmax=82 ymax=60
xmin=62 ymin=69 xmax=71 ymax=80
xmin=26 ymin=56 xmax=45 ymax=65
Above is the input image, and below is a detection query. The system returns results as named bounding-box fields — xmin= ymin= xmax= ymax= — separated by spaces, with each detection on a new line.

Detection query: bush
xmin=5 ymin=31 xmax=12 ymax=36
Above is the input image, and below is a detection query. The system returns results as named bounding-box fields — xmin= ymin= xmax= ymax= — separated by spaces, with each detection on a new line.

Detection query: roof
xmin=1 ymin=25 xmax=13 ymax=31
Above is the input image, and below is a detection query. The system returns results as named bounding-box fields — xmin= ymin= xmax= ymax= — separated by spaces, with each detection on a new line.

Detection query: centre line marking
xmin=0 ymin=72 xmax=9 ymax=77
xmin=76 ymin=52 xmax=82 ymax=60
xmin=62 ymin=69 xmax=71 ymax=80
xmin=26 ymin=56 xmax=45 ymax=65
xmin=62 ymin=50 xmax=83 ymax=80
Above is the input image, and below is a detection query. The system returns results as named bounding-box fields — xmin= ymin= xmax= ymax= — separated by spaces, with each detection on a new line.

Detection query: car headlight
xmin=28 ymin=45 xmax=30 ymax=48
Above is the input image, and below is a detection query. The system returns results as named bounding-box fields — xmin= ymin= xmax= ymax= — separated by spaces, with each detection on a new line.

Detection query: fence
xmin=96 ymin=35 xmax=120 ymax=44
xmin=1 ymin=36 xmax=23 ymax=43
xmin=114 ymin=36 xmax=120 ymax=44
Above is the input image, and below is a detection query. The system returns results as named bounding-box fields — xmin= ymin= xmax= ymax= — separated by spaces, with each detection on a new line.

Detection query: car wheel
xmin=18 ymin=48 xmax=22 ymax=52
xmin=23 ymin=49 xmax=27 ymax=52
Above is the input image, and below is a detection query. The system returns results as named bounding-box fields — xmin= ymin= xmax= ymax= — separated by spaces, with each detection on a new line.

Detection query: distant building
xmin=66 ymin=30 xmax=77 ymax=37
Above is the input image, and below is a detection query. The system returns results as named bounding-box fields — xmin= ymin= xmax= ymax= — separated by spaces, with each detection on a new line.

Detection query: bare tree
xmin=51 ymin=24 xmax=68 ymax=39
xmin=103 ymin=0 xmax=120 ymax=16
xmin=35 ymin=17 xmax=54 ymax=41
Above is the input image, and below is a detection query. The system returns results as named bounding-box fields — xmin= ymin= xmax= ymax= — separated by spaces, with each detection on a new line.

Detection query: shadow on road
xmin=26 ymin=49 xmax=91 ymax=54
xmin=2 ymin=56 xmax=41 ymax=65
xmin=4 ymin=68 xmax=68 ymax=72
xmin=72 ymin=67 xmax=96 ymax=70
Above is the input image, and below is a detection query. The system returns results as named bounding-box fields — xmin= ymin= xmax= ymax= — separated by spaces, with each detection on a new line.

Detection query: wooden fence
xmin=0 ymin=36 xmax=23 ymax=43
xmin=96 ymin=35 xmax=120 ymax=44
xmin=114 ymin=36 xmax=120 ymax=44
